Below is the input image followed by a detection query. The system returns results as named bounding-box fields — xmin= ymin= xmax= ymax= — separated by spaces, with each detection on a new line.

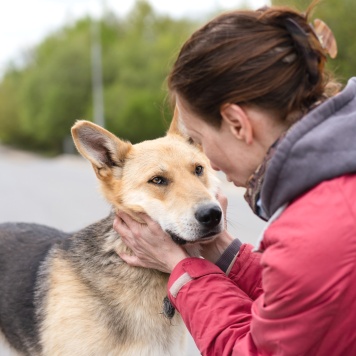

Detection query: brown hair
xmin=168 ymin=2 xmax=340 ymax=127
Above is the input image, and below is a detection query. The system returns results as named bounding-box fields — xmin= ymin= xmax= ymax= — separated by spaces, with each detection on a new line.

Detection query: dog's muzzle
xmin=167 ymin=203 xmax=223 ymax=245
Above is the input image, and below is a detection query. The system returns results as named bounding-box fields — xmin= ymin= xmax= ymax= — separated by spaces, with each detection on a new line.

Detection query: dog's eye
xmin=149 ymin=176 xmax=167 ymax=185
xmin=195 ymin=165 xmax=204 ymax=176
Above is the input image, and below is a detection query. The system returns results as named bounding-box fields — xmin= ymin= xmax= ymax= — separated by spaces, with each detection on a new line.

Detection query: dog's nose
xmin=195 ymin=204 xmax=222 ymax=229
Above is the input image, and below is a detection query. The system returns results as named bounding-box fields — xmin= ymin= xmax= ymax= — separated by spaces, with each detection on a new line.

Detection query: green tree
xmin=102 ymin=1 xmax=195 ymax=142
xmin=0 ymin=0 xmax=196 ymax=154
xmin=0 ymin=18 xmax=93 ymax=153
xmin=19 ymin=20 xmax=92 ymax=153
xmin=0 ymin=68 xmax=30 ymax=146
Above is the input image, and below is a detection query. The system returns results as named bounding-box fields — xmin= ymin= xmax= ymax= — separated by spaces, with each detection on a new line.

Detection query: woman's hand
xmin=113 ymin=212 xmax=189 ymax=273
xmin=113 ymin=192 xmax=235 ymax=271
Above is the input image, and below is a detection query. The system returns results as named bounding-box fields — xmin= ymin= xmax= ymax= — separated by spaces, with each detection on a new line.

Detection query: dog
xmin=0 ymin=118 xmax=223 ymax=355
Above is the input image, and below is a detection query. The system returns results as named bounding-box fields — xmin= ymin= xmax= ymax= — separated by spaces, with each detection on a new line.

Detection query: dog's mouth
xmin=167 ymin=230 xmax=220 ymax=245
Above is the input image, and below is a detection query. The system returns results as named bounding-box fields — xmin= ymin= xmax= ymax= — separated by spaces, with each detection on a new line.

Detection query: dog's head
xmin=71 ymin=120 xmax=223 ymax=244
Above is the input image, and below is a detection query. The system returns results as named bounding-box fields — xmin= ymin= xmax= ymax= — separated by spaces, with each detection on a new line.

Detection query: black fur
xmin=162 ymin=296 xmax=175 ymax=319
xmin=0 ymin=223 xmax=69 ymax=355
xmin=167 ymin=231 xmax=187 ymax=245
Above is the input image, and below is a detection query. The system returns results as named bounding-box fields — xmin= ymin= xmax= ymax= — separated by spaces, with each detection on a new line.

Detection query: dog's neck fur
xmin=33 ymin=215 xmax=184 ymax=355
xmin=65 ymin=211 xmax=201 ymax=293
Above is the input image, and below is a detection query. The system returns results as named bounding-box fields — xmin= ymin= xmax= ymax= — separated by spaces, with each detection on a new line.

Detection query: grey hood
xmin=261 ymin=77 xmax=356 ymax=219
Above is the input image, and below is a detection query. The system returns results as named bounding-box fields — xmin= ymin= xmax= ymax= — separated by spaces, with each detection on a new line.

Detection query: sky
xmin=0 ymin=0 xmax=270 ymax=76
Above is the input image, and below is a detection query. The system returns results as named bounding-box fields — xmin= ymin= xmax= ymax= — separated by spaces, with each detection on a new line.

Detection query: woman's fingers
xmin=116 ymin=211 xmax=142 ymax=232
xmin=113 ymin=214 xmax=129 ymax=235
xmin=216 ymin=190 xmax=228 ymax=213
xmin=136 ymin=212 xmax=153 ymax=225
xmin=133 ymin=212 xmax=162 ymax=231
xmin=118 ymin=252 xmax=145 ymax=268
xmin=216 ymin=190 xmax=228 ymax=228
xmin=116 ymin=211 xmax=156 ymax=234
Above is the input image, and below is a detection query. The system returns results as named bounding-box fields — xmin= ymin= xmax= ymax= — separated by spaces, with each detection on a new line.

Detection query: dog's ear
xmin=71 ymin=120 xmax=132 ymax=180
xmin=166 ymin=106 xmax=202 ymax=150
xmin=166 ymin=107 xmax=182 ymax=136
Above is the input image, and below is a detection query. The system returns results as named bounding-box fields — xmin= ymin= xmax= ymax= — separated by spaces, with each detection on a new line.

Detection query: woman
xmin=114 ymin=3 xmax=356 ymax=355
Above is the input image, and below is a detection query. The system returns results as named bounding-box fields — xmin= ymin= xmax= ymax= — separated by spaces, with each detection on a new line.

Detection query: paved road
xmin=0 ymin=145 xmax=266 ymax=356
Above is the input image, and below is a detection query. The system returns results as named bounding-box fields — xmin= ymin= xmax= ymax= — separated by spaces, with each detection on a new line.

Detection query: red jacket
xmin=168 ymin=175 xmax=356 ymax=355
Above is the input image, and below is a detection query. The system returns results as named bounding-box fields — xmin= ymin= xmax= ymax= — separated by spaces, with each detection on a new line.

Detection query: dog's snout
xmin=195 ymin=204 xmax=222 ymax=229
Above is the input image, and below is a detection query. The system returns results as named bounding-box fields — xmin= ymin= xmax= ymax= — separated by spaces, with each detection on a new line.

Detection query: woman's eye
xmin=149 ymin=176 xmax=167 ymax=185
xmin=195 ymin=165 xmax=204 ymax=176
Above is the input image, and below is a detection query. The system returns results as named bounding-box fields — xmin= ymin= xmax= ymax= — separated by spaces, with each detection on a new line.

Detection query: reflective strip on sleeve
xmin=169 ymin=272 xmax=193 ymax=298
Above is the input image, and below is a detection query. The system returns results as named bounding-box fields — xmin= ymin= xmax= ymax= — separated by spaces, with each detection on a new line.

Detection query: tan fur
xmin=40 ymin=245 xmax=185 ymax=356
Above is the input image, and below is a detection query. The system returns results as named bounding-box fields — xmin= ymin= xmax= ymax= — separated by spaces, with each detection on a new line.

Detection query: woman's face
xmin=176 ymin=97 xmax=262 ymax=187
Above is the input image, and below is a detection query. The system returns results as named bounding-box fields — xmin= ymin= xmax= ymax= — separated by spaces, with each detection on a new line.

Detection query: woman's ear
xmin=220 ymin=104 xmax=253 ymax=145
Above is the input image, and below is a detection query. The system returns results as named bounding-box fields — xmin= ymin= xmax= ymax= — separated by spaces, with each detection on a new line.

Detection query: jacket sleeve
xmin=168 ymin=258 xmax=259 ymax=356
xmin=214 ymin=239 xmax=263 ymax=300
xmin=227 ymin=243 xmax=263 ymax=301
xmin=168 ymin=179 xmax=353 ymax=355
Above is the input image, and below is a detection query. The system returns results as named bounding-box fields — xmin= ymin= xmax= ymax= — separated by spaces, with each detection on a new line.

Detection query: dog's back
xmin=0 ymin=223 xmax=69 ymax=355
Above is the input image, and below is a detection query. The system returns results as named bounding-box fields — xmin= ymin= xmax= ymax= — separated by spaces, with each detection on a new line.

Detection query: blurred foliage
xmin=272 ymin=0 xmax=356 ymax=83
xmin=0 ymin=0 xmax=196 ymax=154
xmin=1 ymin=0 xmax=354 ymax=155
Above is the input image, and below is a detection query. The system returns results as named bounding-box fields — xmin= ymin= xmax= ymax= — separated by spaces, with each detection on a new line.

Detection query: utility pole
xmin=91 ymin=13 xmax=105 ymax=127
